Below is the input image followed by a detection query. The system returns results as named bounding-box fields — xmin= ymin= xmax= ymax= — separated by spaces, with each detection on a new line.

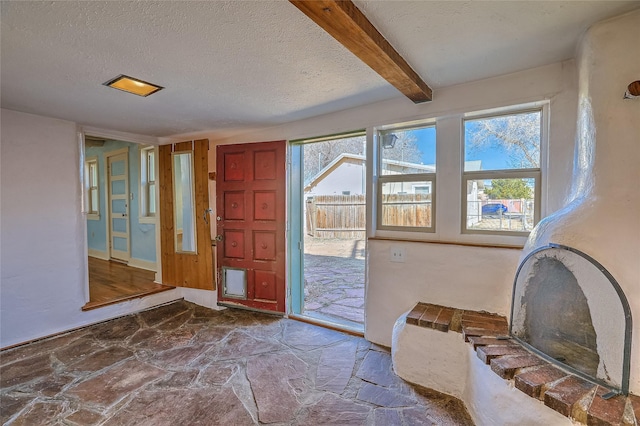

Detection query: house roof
xmin=305 ymin=154 xmax=367 ymax=192
xmin=1 ymin=1 xmax=638 ymax=138
xmin=304 ymin=154 xmax=481 ymax=192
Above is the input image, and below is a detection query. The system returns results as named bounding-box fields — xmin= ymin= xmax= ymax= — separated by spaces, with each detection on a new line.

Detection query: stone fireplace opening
xmin=510 ymin=244 xmax=632 ymax=395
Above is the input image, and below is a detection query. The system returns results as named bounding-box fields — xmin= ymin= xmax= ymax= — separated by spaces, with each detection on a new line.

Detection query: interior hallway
xmin=83 ymin=257 xmax=174 ymax=311
xmin=1 ymin=301 xmax=472 ymax=425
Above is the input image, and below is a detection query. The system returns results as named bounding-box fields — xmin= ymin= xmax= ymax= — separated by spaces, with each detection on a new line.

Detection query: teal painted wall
xmin=86 ymin=140 xmax=156 ymax=263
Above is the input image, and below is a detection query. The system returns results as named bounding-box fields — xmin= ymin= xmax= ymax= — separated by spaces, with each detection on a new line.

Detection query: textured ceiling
xmin=1 ymin=1 xmax=638 ymax=138
xmin=353 ymin=0 xmax=639 ymax=88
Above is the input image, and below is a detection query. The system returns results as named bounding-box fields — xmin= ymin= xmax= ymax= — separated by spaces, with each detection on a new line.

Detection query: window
xmin=377 ymin=124 xmax=436 ymax=231
xmin=463 ymin=109 xmax=542 ymax=235
xmin=140 ymin=146 xmax=156 ymax=221
xmin=85 ymin=157 xmax=99 ymax=219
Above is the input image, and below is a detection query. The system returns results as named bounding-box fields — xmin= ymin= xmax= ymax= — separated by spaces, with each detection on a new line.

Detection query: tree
xmin=468 ymin=112 xmax=540 ymax=168
xmin=485 ymin=179 xmax=532 ymax=199
xmin=380 ymin=133 xmax=423 ymax=165
xmin=302 ymin=136 xmax=365 ymax=184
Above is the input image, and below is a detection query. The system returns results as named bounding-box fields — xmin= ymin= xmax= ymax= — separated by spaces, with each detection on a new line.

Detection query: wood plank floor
xmin=83 ymin=258 xmax=175 ymax=311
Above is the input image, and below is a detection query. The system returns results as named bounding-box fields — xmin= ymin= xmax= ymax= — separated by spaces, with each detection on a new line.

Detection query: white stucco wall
xmin=392 ymin=318 xmax=572 ymax=425
xmin=367 ymin=241 xmax=521 ymax=346
xmin=2 ymin=56 xmax=583 ymax=350
xmin=196 ymin=60 xmax=578 ymax=348
xmin=0 ymin=109 xmax=182 ymax=348
xmin=523 ymin=10 xmax=640 ymax=395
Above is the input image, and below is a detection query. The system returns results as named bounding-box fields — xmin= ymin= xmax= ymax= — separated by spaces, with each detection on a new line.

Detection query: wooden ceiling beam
xmin=289 ymin=0 xmax=432 ymax=103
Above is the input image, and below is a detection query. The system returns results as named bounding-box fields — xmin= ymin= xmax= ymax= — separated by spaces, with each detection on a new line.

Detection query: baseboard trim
xmin=181 ymin=287 xmax=223 ymax=310
xmin=127 ymin=258 xmax=157 ymax=272
xmin=88 ymin=249 xmax=109 ymax=260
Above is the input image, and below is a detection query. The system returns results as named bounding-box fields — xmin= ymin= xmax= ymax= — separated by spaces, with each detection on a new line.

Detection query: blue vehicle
xmin=482 ymin=203 xmax=508 ymax=215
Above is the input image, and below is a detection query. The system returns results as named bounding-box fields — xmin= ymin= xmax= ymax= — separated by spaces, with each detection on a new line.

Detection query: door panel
xmin=108 ymin=153 xmax=129 ymax=262
xmin=216 ymin=141 xmax=286 ymax=313
xmin=159 ymin=139 xmax=214 ymax=290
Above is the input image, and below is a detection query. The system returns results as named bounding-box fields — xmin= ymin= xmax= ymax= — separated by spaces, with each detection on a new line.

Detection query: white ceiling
xmin=1 ymin=1 xmax=638 ymax=138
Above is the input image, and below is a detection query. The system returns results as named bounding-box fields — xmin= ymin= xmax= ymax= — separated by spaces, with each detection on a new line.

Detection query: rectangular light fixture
xmin=103 ymin=74 xmax=163 ymax=97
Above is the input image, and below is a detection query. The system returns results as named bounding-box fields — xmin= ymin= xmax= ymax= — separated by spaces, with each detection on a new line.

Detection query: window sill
xmin=138 ymin=216 xmax=156 ymax=224
xmin=87 ymin=214 xmax=100 ymax=221
xmin=368 ymin=235 xmax=524 ymax=250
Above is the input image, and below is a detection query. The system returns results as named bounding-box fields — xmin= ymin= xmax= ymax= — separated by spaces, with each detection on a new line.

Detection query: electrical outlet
xmin=390 ymin=246 xmax=406 ymax=263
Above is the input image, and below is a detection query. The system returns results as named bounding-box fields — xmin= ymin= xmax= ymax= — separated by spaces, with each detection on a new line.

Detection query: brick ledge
xmin=406 ymin=303 xmax=639 ymax=426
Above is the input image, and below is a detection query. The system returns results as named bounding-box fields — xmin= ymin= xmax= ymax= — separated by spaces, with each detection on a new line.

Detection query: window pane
xmin=90 ymin=162 xmax=98 ymax=185
xmin=381 ymin=180 xmax=432 ymax=228
xmin=148 ymin=183 xmax=156 ymax=214
xmin=90 ymin=188 xmax=98 ymax=213
xmin=464 ymin=111 xmax=541 ymax=171
xmin=148 ymin=151 xmax=155 ymax=180
xmin=466 ymin=178 xmax=535 ymax=232
xmin=380 ymin=126 xmax=436 ymax=175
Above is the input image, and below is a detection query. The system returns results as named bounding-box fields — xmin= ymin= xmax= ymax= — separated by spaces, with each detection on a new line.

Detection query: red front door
xmin=216 ymin=141 xmax=286 ymax=313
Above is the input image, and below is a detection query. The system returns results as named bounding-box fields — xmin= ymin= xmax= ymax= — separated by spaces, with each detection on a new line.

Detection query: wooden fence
xmin=305 ymin=194 xmax=432 ymax=238
xmin=306 ymin=195 xmax=366 ymax=239
xmin=380 ymin=194 xmax=432 ymax=228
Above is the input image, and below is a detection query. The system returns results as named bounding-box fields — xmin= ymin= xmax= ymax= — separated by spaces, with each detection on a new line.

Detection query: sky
xmin=401 ymin=122 xmax=533 ymax=171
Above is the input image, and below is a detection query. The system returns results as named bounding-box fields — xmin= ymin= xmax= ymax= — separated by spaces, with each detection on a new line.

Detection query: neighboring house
xmin=304 ymin=154 xmax=368 ymax=197
xmin=304 ymin=154 xmax=480 ymax=197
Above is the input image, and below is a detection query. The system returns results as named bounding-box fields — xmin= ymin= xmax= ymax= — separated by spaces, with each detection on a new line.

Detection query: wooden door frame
xmin=159 ymin=139 xmax=214 ymax=290
xmin=79 ymin=129 xmax=165 ymax=307
xmin=105 ymin=147 xmax=130 ymax=263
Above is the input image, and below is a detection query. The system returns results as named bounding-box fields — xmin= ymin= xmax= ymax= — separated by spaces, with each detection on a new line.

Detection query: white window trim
xmin=461 ymin=169 xmax=541 ymax=237
xmin=377 ymin=174 xmax=436 ymax=232
xmin=461 ymin=104 xmax=547 ymax=237
xmin=375 ymin=122 xmax=437 ymax=233
xmin=370 ymin=101 xmax=548 ymax=247
xmin=85 ymin=156 xmax=100 ymax=220
xmin=139 ymin=146 xmax=157 ymax=224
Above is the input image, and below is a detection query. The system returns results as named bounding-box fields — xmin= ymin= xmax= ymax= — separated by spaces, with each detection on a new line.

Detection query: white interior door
xmin=108 ymin=152 xmax=130 ymax=262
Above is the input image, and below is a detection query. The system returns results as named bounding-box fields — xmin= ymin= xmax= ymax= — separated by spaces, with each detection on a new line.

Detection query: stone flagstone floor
xmin=0 ymin=301 xmax=473 ymax=425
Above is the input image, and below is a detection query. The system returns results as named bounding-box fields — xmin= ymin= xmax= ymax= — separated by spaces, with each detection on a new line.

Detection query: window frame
xmin=139 ymin=146 xmax=157 ymax=223
xmin=375 ymin=123 xmax=437 ymax=233
xmin=461 ymin=106 xmax=545 ymax=236
xmin=85 ymin=156 xmax=100 ymax=220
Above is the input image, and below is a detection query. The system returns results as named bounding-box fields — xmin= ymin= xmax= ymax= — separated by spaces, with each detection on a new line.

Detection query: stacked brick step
xmin=406 ymin=303 xmax=640 ymax=425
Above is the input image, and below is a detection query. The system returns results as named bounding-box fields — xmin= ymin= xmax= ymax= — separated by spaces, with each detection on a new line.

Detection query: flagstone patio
xmin=303 ymin=237 xmax=366 ymax=327
xmin=0 ymin=300 xmax=472 ymax=425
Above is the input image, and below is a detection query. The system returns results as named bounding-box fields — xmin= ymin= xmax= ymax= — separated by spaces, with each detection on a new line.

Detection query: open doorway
xmin=82 ymin=135 xmax=173 ymax=310
xmin=290 ymin=132 xmax=367 ymax=331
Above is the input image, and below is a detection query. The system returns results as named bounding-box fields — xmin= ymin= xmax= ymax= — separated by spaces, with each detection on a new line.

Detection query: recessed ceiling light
xmin=103 ymin=74 xmax=163 ymax=97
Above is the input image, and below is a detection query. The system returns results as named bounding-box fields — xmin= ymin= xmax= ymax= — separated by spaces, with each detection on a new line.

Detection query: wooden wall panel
xmin=159 ymin=140 xmax=214 ymax=290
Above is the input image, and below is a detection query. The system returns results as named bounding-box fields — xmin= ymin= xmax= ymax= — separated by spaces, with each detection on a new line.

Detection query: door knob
xmin=215 ymin=235 xmax=224 ymax=242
